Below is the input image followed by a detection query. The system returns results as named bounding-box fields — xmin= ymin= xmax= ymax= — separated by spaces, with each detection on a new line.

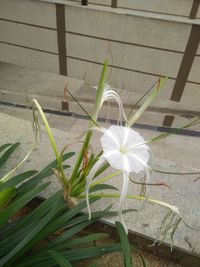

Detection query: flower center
xmin=119 ymin=147 xmax=128 ymax=154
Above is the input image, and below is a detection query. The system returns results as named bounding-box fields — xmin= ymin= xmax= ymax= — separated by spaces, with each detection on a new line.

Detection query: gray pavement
xmin=0 ymin=62 xmax=200 ymax=259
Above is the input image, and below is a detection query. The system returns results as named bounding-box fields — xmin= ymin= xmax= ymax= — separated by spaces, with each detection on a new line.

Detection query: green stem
xmin=70 ymin=59 xmax=108 ymax=184
xmin=32 ymin=99 xmax=60 ymax=162
xmin=152 ymin=168 xmax=200 ymax=175
xmin=78 ymin=193 xmax=179 ymax=213
xmin=91 ymin=170 xmax=122 ymax=188
xmin=32 ymin=99 xmax=70 ymax=189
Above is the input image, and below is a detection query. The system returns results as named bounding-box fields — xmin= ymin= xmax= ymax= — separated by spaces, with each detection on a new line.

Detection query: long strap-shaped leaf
xmin=128 ymin=77 xmax=168 ymax=127
xmin=0 ymin=199 xmax=61 ymax=266
xmin=15 ymin=244 xmax=122 ymax=267
xmin=0 ymin=142 xmax=20 ymax=170
xmin=116 ymin=221 xmax=133 ymax=267
xmin=49 ymin=250 xmax=73 ymax=267
xmin=0 ymin=170 xmax=37 ymax=191
xmin=0 ymin=182 xmax=50 ymax=229
xmin=0 ymin=143 xmax=12 ymax=153
xmin=17 ymin=152 xmax=74 ymax=195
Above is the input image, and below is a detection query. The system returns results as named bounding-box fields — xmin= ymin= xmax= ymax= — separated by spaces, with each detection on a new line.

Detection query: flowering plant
xmin=32 ymin=59 xmax=200 ymax=249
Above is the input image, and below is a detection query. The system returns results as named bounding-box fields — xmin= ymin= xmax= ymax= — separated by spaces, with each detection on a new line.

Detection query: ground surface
xmin=0 ymin=62 xmax=200 ymax=266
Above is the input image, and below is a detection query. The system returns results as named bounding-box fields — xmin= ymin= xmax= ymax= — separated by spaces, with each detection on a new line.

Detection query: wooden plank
xmin=163 ymin=24 xmax=200 ymax=126
xmin=197 ymin=2 xmax=200 ymax=17
xmin=81 ymin=0 xmax=88 ymax=5
xmin=188 ymin=56 xmax=200 ymax=83
xmin=111 ymin=0 xmax=117 ymax=8
xmin=169 ymin=25 xmax=200 ymax=102
xmin=56 ymin=4 xmax=67 ymax=75
xmin=189 ymin=0 xmax=200 ymax=19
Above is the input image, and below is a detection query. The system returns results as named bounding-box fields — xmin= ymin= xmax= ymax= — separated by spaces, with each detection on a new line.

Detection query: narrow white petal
xmin=103 ymin=89 xmax=127 ymax=123
xmin=105 ymin=100 xmax=111 ymax=125
xmin=86 ymin=157 xmax=105 ymax=220
xmin=127 ymin=142 xmax=148 ymax=151
xmin=123 ymin=154 xmax=131 ymax=173
xmin=101 ymin=128 xmax=120 ymax=148
xmin=102 ymin=150 xmax=124 ymax=170
xmin=109 ymin=90 xmax=127 ymax=121
xmin=128 ymin=153 xmax=149 ymax=169
xmin=103 ymin=150 xmax=118 ymax=158
xmin=118 ymin=171 xmax=129 ymax=234
xmin=122 ymin=127 xmax=130 ymax=148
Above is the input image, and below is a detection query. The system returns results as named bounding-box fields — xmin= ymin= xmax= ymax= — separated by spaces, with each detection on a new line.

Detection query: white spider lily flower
xmin=86 ymin=125 xmax=150 ymax=233
xmin=93 ymin=83 xmax=127 ymax=124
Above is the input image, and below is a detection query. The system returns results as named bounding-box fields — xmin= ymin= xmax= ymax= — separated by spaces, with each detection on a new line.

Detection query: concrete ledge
xmin=36 ymin=0 xmax=200 ymax=25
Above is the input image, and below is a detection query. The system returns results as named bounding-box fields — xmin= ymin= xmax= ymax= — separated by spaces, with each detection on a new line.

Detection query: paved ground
xmin=0 ymin=62 xmax=200 ymax=265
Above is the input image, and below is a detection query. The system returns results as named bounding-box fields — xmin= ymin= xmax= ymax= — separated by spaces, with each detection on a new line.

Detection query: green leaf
xmin=128 ymin=77 xmax=168 ymax=127
xmin=62 ymin=244 xmax=121 ymax=262
xmin=90 ymin=184 xmax=118 ymax=193
xmin=70 ymin=59 xmax=108 ymax=184
xmin=0 ymin=194 xmax=65 ymax=257
xmin=18 ymin=244 xmax=121 ymax=267
xmin=139 ymin=251 xmax=147 ymax=267
xmin=17 ymin=152 xmax=74 ymax=194
xmin=6 ymin=191 xmax=63 ymax=237
xmin=59 ymin=233 xmax=109 ymax=249
xmin=116 ymin=221 xmax=133 ymax=267
xmin=0 ymin=199 xmax=61 ymax=266
xmin=0 ymin=186 xmax=16 ymax=208
xmin=0 ymin=170 xmax=37 ymax=191
xmin=93 ymin=162 xmax=109 ymax=179
xmin=49 ymin=250 xmax=73 ymax=267
xmin=0 ymin=142 xmax=20 ymax=170
xmin=37 ymin=198 xmax=99 ymax=240
xmin=0 ymin=182 xmax=50 ymax=229
xmin=0 ymin=143 xmax=12 ymax=153
xmin=145 ymin=117 xmax=200 ymax=146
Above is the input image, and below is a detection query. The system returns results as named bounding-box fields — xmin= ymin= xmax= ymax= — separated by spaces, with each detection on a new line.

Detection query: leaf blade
xmin=49 ymin=250 xmax=73 ymax=267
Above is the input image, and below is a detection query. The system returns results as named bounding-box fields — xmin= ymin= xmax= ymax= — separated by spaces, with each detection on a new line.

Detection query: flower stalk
xmin=70 ymin=59 xmax=108 ymax=185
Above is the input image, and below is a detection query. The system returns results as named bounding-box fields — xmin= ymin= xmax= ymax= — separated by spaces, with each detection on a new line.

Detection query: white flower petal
xmin=123 ymin=154 xmax=145 ymax=173
xmin=101 ymin=125 xmax=150 ymax=174
xmin=86 ymin=157 xmax=105 ymax=220
xmin=103 ymin=150 xmax=125 ymax=170
xmin=126 ymin=153 xmax=149 ymax=171
xmin=108 ymin=125 xmax=125 ymax=145
xmin=101 ymin=128 xmax=121 ymax=149
xmin=125 ymin=130 xmax=146 ymax=148
xmin=128 ymin=147 xmax=150 ymax=163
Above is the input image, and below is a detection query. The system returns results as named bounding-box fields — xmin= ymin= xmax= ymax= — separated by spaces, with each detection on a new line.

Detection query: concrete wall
xmin=0 ymin=0 xmax=200 ymax=127
xmin=0 ymin=0 xmax=59 ymax=73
